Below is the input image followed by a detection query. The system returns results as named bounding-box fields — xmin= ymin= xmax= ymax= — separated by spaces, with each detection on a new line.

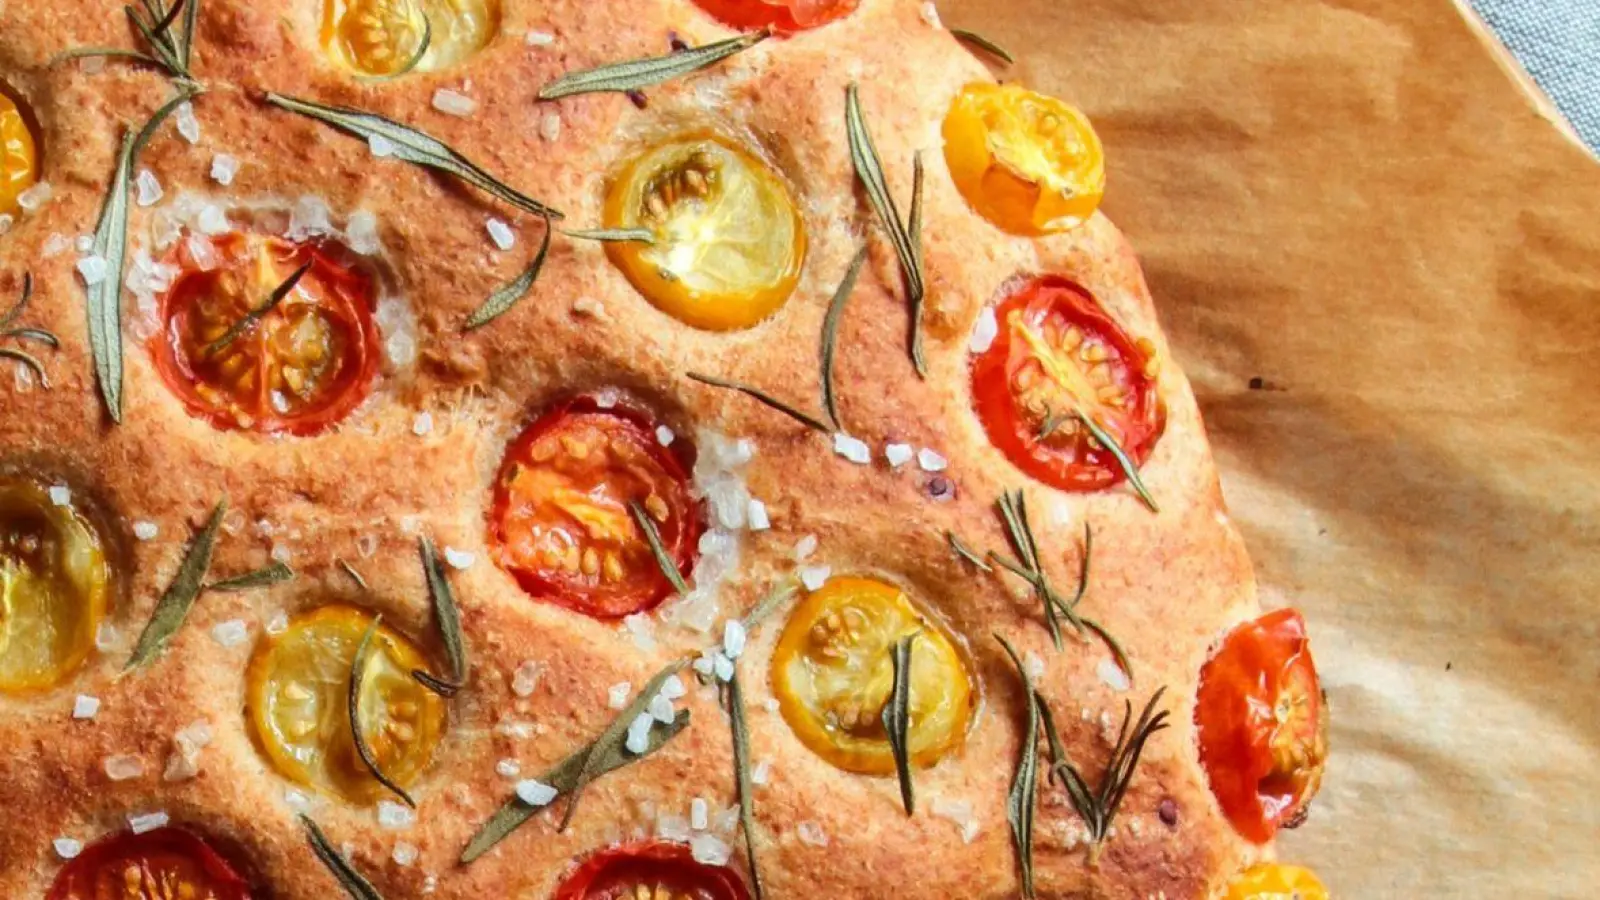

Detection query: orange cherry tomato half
xmin=47 ymin=827 xmax=252 ymax=900
xmin=490 ymin=397 xmax=700 ymax=619
xmin=554 ymin=841 xmax=749 ymax=900
xmin=1196 ymin=609 xmax=1330 ymax=844
xmin=970 ymin=275 xmax=1164 ymax=494
xmin=693 ymin=0 xmax=857 ymax=34
xmin=152 ymin=231 xmax=381 ymax=436
xmin=0 ymin=92 xmax=39 ymax=217
xmin=1221 ymin=863 xmax=1330 ymax=900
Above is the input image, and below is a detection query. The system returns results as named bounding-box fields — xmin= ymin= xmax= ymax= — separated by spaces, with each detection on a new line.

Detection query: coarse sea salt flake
xmin=833 ymin=433 xmax=871 ymax=464
xmin=516 ymin=779 xmax=558 ymax=806
xmin=347 ymin=211 xmax=380 ymax=254
xmin=17 ymin=182 xmax=52 ymax=211
xmin=132 ymin=520 xmax=159 ymax=541
xmin=655 ymin=425 xmax=676 ymax=446
xmin=885 ymin=443 xmax=914 ymax=468
xmin=746 ymin=499 xmax=770 ymax=531
xmin=76 ymin=256 xmax=109 ymax=286
xmin=526 ymin=29 xmax=555 ymax=46
xmin=73 ymin=695 xmax=100 ymax=719
xmin=368 ymin=134 xmax=396 ymax=158
xmin=970 ymin=306 xmax=998 ymax=353
xmin=210 ymin=153 xmax=239 ymax=185
xmin=918 ymin=448 xmax=949 ymax=472
xmin=48 ymin=485 xmax=71 ymax=506
xmin=53 ymin=837 xmax=83 ymax=859
xmin=660 ymin=674 xmax=686 ymax=700
xmin=496 ymin=759 xmax=521 ymax=778
xmin=105 ymin=755 xmax=145 ymax=781
xmin=196 ymin=205 xmax=230 ymax=236
xmin=136 ymin=169 xmax=163 ymax=207
xmin=175 ymin=102 xmax=200 ymax=143
xmin=751 ymin=759 xmax=772 ymax=785
xmin=691 ymin=797 xmax=709 ymax=830
xmin=793 ymin=534 xmax=817 ymax=560
xmin=378 ymin=800 xmax=416 ymax=829
xmin=444 ymin=547 xmax=475 ymax=569
xmin=433 ymin=89 xmax=477 ymax=117
xmin=412 ymin=411 xmax=433 ymax=436
xmin=723 ymin=620 xmax=747 ymax=659
xmin=712 ymin=653 xmax=734 ymax=683
xmin=607 ymin=682 xmax=632 ymax=709
xmin=211 ymin=619 xmax=248 ymax=647
xmin=486 ymin=218 xmax=516 ymax=250
xmin=129 ymin=812 xmax=169 ymax=834
xmin=690 ymin=832 xmax=730 ymax=865
xmin=799 ymin=565 xmax=831 ymax=591
xmin=796 ymin=821 xmax=829 ymax=847
xmin=648 ymin=693 xmax=675 ymax=724
xmin=512 ymin=661 xmax=542 ymax=697
xmin=393 ymin=842 xmax=419 ymax=866
xmin=625 ymin=713 xmax=655 ymax=753
xmin=1098 ymin=656 xmax=1131 ymax=691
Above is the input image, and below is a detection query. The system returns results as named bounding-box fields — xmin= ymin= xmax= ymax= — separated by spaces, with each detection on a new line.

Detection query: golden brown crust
xmin=0 ymin=0 xmax=1277 ymax=896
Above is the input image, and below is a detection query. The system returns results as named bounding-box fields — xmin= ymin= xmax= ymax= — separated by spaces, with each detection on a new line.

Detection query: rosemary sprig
xmin=562 ymin=227 xmax=655 ymax=244
xmin=414 ymin=536 xmax=467 ymax=697
xmin=820 ymin=245 xmax=869 ymax=431
xmin=686 ymin=372 xmax=832 ymax=433
xmin=726 ymin=668 xmax=765 ymax=899
xmin=465 ymin=214 xmax=552 ymax=330
xmin=628 ymin=500 xmax=688 ymax=595
xmin=338 ymin=557 xmax=370 ymax=591
xmin=460 ymin=662 xmax=692 ymax=862
xmin=1074 ymin=410 xmax=1159 ymax=513
xmin=950 ymin=28 xmax=1015 ymax=64
xmin=1 ymin=274 xmax=59 ymax=388
xmin=205 ymin=560 xmax=293 ymax=591
xmin=350 ymin=615 xmax=416 ymax=807
xmin=265 ymin=93 xmax=563 ymax=219
xmin=0 ymin=348 xmax=48 ymax=386
xmin=997 ymin=634 xmax=1041 ymax=899
xmin=302 ymin=815 xmax=384 ymax=900
xmin=1038 ymin=688 xmax=1169 ymax=864
xmin=56 ymin=0 xmax=202 ymax=85
xmin=882 ymin=633 xmax=917 ymax=815
xmin=124 ymin=500 xmax=225 ymax=671
xmin=742 ymin=578 xmax=797 ymax=634
xmin=203 ymin=261 xmax=311 ymax=358
xmin=538 ymin=30 xmax=770 ymax=100
xmin=845 ymin=83 xmax=927 ymax=378
xmin=946 ymin=531 xmax=994 ymax=572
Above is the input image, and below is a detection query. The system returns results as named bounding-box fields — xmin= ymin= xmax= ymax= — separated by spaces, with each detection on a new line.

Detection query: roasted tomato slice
xmin=971 ymin=275 xmax=1164 ymax=494
xmin=0 ymin=474 xmax=109 ymax=694
xmin=46 ymin=827 xmax=252 ymax=900
xmin=1197 ymin=609 xmax=1329 ymax=843
xmin=0 ymin=92 xmax=39 ymax=217
xmin=554 ymin=841 xmax=749 ymax=900
xmin=245 ymin=605 xmax=446 ymax=803
xmin=772 ymin=575 xmax=974 ymax=774
xmin=943 ymin=82 xmax=1105 ymax=235
xmin=692 ymin=0 xmax=857 ymax=33
xmin=1221 ymin=863 xmax=1329 ymax=900
xmin=322 ymin=0 xmax=500 ymax=76
xmin=152 ymin=231 xmax=380 ymax=435
xmin=603 ymin=133 xmax=806 ymax=331
xmin=490 ymin=397 xmax=700 ymax=619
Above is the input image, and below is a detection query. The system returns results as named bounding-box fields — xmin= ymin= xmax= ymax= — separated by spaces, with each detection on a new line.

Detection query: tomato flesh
xmin=0 ymin=92 xmax=38 ymax=216
xmin=1221 ymin=863 xmax=1329 ymax=900
xmin=771 ymin=576 xmax=974 ymax=775
xmin=0 ymin=474 xmax=109 ymax=694
xmin=554 ymin=841 xmax=749 ymax=900
xmin=490 ymin=397 xmax=700 ymax=619
xmin=1197 ymin=609 xmax=1329 ymax=844
xmin=152 ymin=232 xmax=380 ymax=436
xmin=603 ymin=133 xmax=805 ymax=331
xmin=943 ymin=82 xmax=1105 ymax=235
xmin=971 ymin=276 xmax=1164 ymax=494
xmin=323 ymin=0 xmax=500 ymax=76
xmin=46 ymin=827 xmax=252 ymax=900
xmin=245 ymin=605 xmax=446 ymax=803
xmin=693 ymin=0 xmax=857 ymax=33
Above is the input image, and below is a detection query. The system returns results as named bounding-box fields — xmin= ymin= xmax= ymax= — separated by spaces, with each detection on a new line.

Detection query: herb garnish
xmin=846 ymin=83 xmax=927 ymax=378
xmin=945 ymin=531 xmax=994 ymax=573
xmin=56 ymin=0 xmax=202 ymax=86
xmin=726 ymin=668 xmax=765 ymax=899
xmin=1037 ymin=688 xmax=1169 ymax=864
xmin=628 ymin=499 xmax=688 ymax=595
xmin=465 ymin=214 xmax=552 ymax=330
xmin=1 ymin=274 xmax=58 ymax=388
xmin=460 ymin=662 xmax=692 ymax=862
xmin=205 ymin=560 xmax=293 ymax=592
xmin=820 ymin=245 xmax=869 ymax=431
xmin=349 ymin=614 xmax=416 ymax=807
xmin=413 ymin=536 xmax=467 ymax=697
xmin=562 ymin=227 xmax=655 ymax=244
xmin=686 ymin=372 xmax=832 ymax=434
xmin=996 ymin=634 xmax=1041 ymax=899
xmin=302 ymin=815 xmax=384 ymax=900
xmin=950 ymin=28 xmax=1016 ymax=64
xmin=882 ymin=633 xmax=917 ymax=815
xmin=337 ymin=557 xmax=370 ymax=591
xmin=203 ymin=261 xmax=311 ymax=358
xmin=1073 ymin=410 xmax=1159 ymax=513
xmin=264 ymin=94 xmax=563 ymax=220
xmin=538 ymin=31 xmax=770 ymax=100
xmin=124 ymin=499 xmax=225 ymax=671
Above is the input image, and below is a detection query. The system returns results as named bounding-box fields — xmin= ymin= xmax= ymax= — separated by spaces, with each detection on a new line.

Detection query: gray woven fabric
xmin=1468 ymin=0 xmax=1600 ymax=151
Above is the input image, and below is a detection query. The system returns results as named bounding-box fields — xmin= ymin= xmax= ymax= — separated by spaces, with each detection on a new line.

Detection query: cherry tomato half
xmin=554 ymin=840 xmax=749 ymax=900
xmin=693 ymin=0 xmax=857 ymax=34
xmin=246 ymin=605 xmax=447 ymax=803
xmin=490 ymin=397 xmax=700 ymax=619
xmin=0 ymin=473 xmax=110 ymax=694
xmin=943 ymin=82 xmax=1106 ymax=235
xmin=46 ymin=827 xmax=252 ymax=900
xmin=152 ymin=231 xmax=381 ymax=435
xmin=1197 ymin=609 xmax=1329 ymax=844
xmin=970 ymin=275 xmax=1164 ymax=494
xmin=322 ymin=0 xmax=500 ymax=76
xmin=603 ymin=133 xmax=806 ymax=331
xmin=1220 ymin=863 xmax=1329 ymax=900
xmin=772 ymin=576 xmax=974 ymax=775
xmin=0 ymin=92 xmax=38 ymax=217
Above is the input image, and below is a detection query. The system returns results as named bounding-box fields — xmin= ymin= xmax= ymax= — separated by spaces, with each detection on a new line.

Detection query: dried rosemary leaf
xmin=562 ymin=227 xmax=655 ymax=244
xmin=538 ymin=30 xmax=770 ymax=100
xmin=414 ymin=536 xmax=467 ymax=695
xmin=204 ymin=261 xmax=311 ymax=357
xmin=0 ymin=273 xmax=33 ymax=330
xmin=1040 ymin=687 xmax=1170 ymax=860
xmin=820 ymin=245 xmax=869 ymax=431
xmin=946 ymin=531 xmax=994 ymax=572
xmin=350 ymin=614 xmax=416 ymax=807
xmin=997 ymin=634 xmax=1041 ymax=899
xmin=686 ymin=371 xmax=832 ymax=434
xmin=465 ymin=215 xmax=552 ymax=330
xmin=0 ymin=349 xmax=49 ymax=387
xmin=302 ymin=815 xmax=384 ymax=900
xmin=337 ymin=558 xmax=370 ymax=591
xmin=265 ymin=93 xmax=563 ymax=220
xmin=205 ymin=561 xmax=293 ymax=592
xmin=124 ymin=500 xmax=226 ymax=671
xmin=727 ymin=668 xmax=765 ymax=899
xmin=950 ymin=28 xmax=1016 ymax=64
xmin=628 ymin=500 xmax=688 ymax=595
xmin=882 ymin=633 xmax=917 ymax=815
xmin=1075 ymin=410 xmax=1159 ymax=513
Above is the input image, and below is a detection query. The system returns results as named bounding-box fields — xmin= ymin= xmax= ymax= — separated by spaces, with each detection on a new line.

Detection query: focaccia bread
xmin=0 ymin=0 xmax=1331 ymax=897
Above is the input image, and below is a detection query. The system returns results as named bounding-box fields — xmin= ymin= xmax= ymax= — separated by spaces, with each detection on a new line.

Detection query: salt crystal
xmin=265 ymin=610 xmax=289 ymax=634
xmin=799 ymin=565 xmax=831 ymax=591
xmin=712 ymin=653 xmax=734 ymax=683
xmin=46 ymin=484 xmax=71 ymax=506
xmin=347 ymin=211 xmax=381 ymax=255
xmin=412 ymin=411 xmax=433 ymax=436
xmin=885 ymin=443 xmax=915 ymax=468
xmin=660 ymin=674 xmax=686 ymax=700
xmin=746 ymin=499 xmax=770 ymax=531
xmin=368 ymin=134 xmax=396 ymax=158
xmin=42 ymin=233 xmax=70 ymax=256
xmin=625 ymin=712 xmax=654 ymax=754
xmin=72 ymin=695 xmax=100 ymax=719
xmin=104 ymin=755 xmax=145 ymax=781
xmin=595 ymin=388 xmax=619 ymax=409
xmin=515 ymin=779 xmax=558 ymax=807
xmin=211 ymin=619 xmax=248 ymax=647
xmin=496 ymin=759 xmax=521 ymax=778
xmin=920 ymin=1 xmax=942 ymax=27
xmin=210 ymin=153 xmax=239 ymax=185
xmin=970 ymin=306 xmax=999 ymax=353
xmin=423 ymin=874 xmax=438 ymax=893
xmin=692 ymin=654 xmax=716 ymax=678
xmin=196 ymin=205 xmax=230 ymax=236
xmin=1024 ymin=651 xmax=1046 ymax=682
xmin=762 ymin=698 xmax=780 ymax=713
xmin=751 ymin=759 xmax=772 ymax=785
xmin=270 ymin=542 xmax=291 ymax=563
xmin=539 ymin=113 xmax=562 ymax=142
xmin=129 ymin=812 xmax=169 ymax=834
xmin=512 ymin=661 xmax=542 ymax=697
xmin=796 ymin=821 xmax=829 ymax=847
xmin=486 ymin=218 xmax=515 ymax=251
xmin=525 ymin=29 xmax=555 ymax=46
xmin=647 ymin=693 xmax=675 ymax=724
xmin=136 ymin=169 xmax=163 ymax=207
xmin=832 ymin=433 xmax=871 ymax=464
xmin=714 ymin=805 xmax=740 ymax=833
xmin=793 ymin=534 xmax=817 ymax=560
xmin=496 ymin=719 xmax=535 ymax=739
xmin=443 ymin=547 xmax=475 ymax=570
xmin=393 ymin=842 xmax=419 ymax=866
xmin=287 ymin=195 xmax=331 ymax=240
xmin=623 ymin=613 xmax=657 ymax=651
xmin=918 ymin=448 xmax=949 ymax=472
xmin=432 ymin=89 xmax=477 ymax=117
xmin=53 ymin=837 xmax=82 ymax=859
xmin=186 ymin=233 xmax=219 ymax=270
xmin=655 ymin=425 xmax=675 ymax=446
xmin=690 ymin=797 xmax=709 ymax=830
xmin=932 ymin=797 xmax=980 ymax=843
xmin=76 ymin=256 xmax=109 ymax=286
xmin=656 ymin=814 xmax=691 ymax=841
xmin=75 ymin=235 xmax=95 ymax=253
xmin=377 ymin=800 xmax=416 ymax=829
xmin=163 ymin=752 xmax=199 ymax=782
xmin=95 ymin=623 xmax=120 ymax=651
xmin=175 ymin=102 xmax=200 ymax=143
xmin=17 ymin=181 xmax=52 ymax=211
xmin=722 ymin=620 xmax=747 ymax=659
xmin=607 ymin=682 xmax=632 ymax=709
xmin=689 ymin=832 xmax=730 ymax=865
xmin=175 ymin=720 xmax=213 ymax=754
xmin=1097 ymin=657 xmax=1131 ymax=692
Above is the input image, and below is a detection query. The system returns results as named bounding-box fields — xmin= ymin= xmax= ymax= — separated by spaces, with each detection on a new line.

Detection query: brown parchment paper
xmin=939 ymin=0 xmax=1600 ymax=896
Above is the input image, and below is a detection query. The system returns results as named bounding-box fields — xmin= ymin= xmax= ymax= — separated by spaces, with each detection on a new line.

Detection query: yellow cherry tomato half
xmin=0 ymin=92 xmax=39 ymax=217
xmin=603 ymin=133 xmax=806 ymax=331
xmin=323 ymin=0 xmax=500 ymax=76
xmin=772 ymin=576 xmax=974 ymax=774
xmin=246 ymin=605 xmax=446 ymax=803
xmin=0 ymin=474 xmax=109 ymax=694
xmin=942 ymin=82 xmax=1105 ymax=235
xmin=1221 ymin=863 xmax=1329 ymax=900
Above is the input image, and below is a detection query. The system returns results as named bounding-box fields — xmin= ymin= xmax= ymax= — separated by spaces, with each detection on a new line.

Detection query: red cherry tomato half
xmin=1196 ymin=609 xmax=1330 ymax=844
xmin=970 ymin=275 xmax=1165 ymax=494
xmin=152 ymin=231 xmax=381 ymax=436
xmin=490 ymin=396 xmax=700 ymax=619
xmin=693 ymin=0 xmax=857 ymax=33
xmin=47 ymin=827 xmax=252 ymax=900
xmin=554 ymin=841 xmax=750 ymax=900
